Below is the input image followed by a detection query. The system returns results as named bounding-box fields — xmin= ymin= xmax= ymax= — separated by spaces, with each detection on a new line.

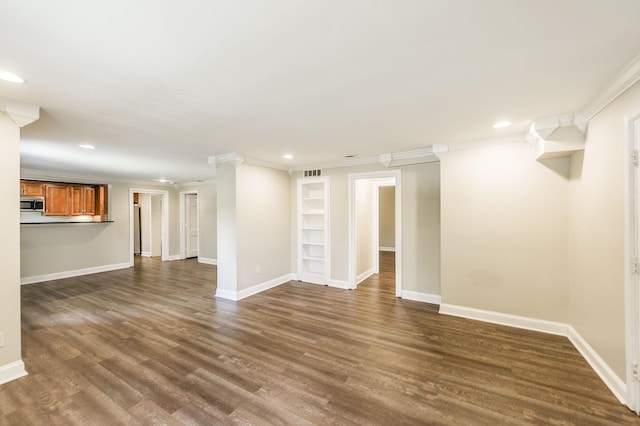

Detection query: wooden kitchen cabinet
xmin=44 ymin=184 xmax=71 ymax=216
xmin=23 ymin=179 xmax=106 ymax=219
xmin=20 ymin=180 xmax=45 ymax=196
xmin=70 ymin=185 xmax=96 ymax=216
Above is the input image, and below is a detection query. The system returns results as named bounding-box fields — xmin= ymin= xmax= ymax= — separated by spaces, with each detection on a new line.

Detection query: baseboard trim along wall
xmin=356 ymin=269 xmax=374 ymax=286
xmin=215 ymin=273 xmax=295 ymax=301
xmin=401 ymin=290 xmax=441 ymax=305
xmin=328 ymin=279 xmax=350 ymax=289
xmin=439 ymin=303 xmax=568 ymax=336
xmin=0 ymin=360 xmax=27 ymax=386
xmin=439 ymin=303 xmax=626 ymax=406
xmin=21 ymin=262 xmax=131 ymax=285
xmin=567 ymin=326 xmax=627 ymax=405
xmin=198 ymin=257 xmax=217 ymax=265
xmin=166 ymin=255 xmax=181 ymax=261
xmin=140 ymin=251 xmax=152 ymax=258
xmin=379 ymin=246 xmax=396 ymax=252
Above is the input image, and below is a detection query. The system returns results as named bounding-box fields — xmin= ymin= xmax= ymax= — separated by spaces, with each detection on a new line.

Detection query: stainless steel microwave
xmin=20 ymin=197 xmax=45 ymax=212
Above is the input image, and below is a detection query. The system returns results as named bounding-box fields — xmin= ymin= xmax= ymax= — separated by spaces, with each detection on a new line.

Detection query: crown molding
xmin=19 ymin=167 xmax=179 ymax=186
xmin=581 ymin=52 xmax=640 ymax=120
xmin=433 ymin=134 xmax=527 ymax=158
xmin=175 ymin=179 xmax=216 ymax=188
xmin=0 ymin=98 xmax=39 ymax=127
xmin=292 ymin=155 xmax=380 ymax=172
xmin=208 ymin=153 xmax=245 ymax=167
xmin=208 ymin=153 xmax=290 ymax=172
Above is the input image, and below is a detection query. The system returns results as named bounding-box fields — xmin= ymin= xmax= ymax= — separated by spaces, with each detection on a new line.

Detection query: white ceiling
xmin=2 ymin=0 xmax=640 ymax=184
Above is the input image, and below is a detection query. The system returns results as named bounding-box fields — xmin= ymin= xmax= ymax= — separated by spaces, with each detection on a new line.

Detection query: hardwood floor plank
xmin=0 ymin=254 xmax=636 ymax=424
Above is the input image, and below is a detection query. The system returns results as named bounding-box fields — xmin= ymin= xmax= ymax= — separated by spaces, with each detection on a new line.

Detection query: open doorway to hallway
xmin=349 ymin=170 xmax=402 ymax=296
xmin=129 ymin=188 xmax=170 ymax=266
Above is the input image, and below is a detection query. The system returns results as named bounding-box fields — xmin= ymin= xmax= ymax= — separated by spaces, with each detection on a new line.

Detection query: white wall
xmin=216 ymin=162 xmax=238 ymax=294
xmin=0 ymin=113 xmax=23 ymax=372
xmin=379 ymin=186 xmax=395 ymax=249
xmin=568 ymin=80 xmax=640 ymax=378
xmin=138 ymin=193 xmax=151 ymax=256
xmin=151 ymin=194 xmax=162 ymax=257
xmin=236 ymin=163 xmax=291 ymax=291
xmin=439 ymin=142 xmax=570 ymax=322
xmin=355 ymin=179 xmax=374 ymax=280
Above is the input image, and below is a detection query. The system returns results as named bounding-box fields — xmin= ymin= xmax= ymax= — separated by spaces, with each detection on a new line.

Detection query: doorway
xmin=348 ymin=170 xmax=402 ymax=296
xmin=180 ymin=191 xmax=200 ymax=259
xmin=625 ymin=108 xmax=640 ymax=413
xmin=129 ymin=188 xmax=170 ymax=266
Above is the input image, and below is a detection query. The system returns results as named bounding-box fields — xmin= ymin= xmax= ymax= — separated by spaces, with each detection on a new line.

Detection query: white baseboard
xmin=568 ymin=326 xmax=627 ymax=405
xmin=438 ymin=303 xmax=626 ymax=406
xmin=379 ymin=246 xmax=396 ymax=252
xmin=215 ymin=288 xmax=237 ymax=300
xmin=198 ymin=257 xmax=217 ymax=266
xmin=166 ymin=255 xmax=181 ymax=261
xmin=439 ymin=303 xmax=568 ymax=336
xmin=141 ymin=252 xmax=152 ymax=258
xmin=329 ymin=279 xmax=350 ymax=289
xmin=402 ymin=290 xmax=441 ymax=305
xmin=0 ymin=360 xmax=27 ymax=385
xmin=21 ymin=262 xmax=130 ymax=285
xmin=216 ymin=273 xmax=294 ymax=301
xmin=356 ymin=269 xmax=374 ymax=285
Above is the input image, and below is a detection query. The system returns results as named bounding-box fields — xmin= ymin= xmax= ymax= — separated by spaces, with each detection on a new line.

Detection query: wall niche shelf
xmin=297 ymin=176 xmax=330 ymax=285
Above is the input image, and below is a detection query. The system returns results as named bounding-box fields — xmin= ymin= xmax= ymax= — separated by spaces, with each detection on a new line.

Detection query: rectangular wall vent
xmin=303 ymin=169 xmax=322 ymax=177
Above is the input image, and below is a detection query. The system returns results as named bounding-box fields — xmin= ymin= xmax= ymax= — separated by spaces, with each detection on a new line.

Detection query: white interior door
xmin=626 ymin=112 xmax=640 ymax=414
xmin=186 ymin=194 xmax=199 ymax=258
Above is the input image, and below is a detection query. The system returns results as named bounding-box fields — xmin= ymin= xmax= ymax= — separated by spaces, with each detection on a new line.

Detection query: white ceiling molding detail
xmin=581 ymin=52 xmax=640 ymax=120
xmin=175 ymin=179 xmax=216 ymax=188
xmin=432 ymin=135 xmax=527 ymax=159
xmin=378 ymin=148 xmax=437 ymax=168
xmin=208 ymin=153 xmax=290 ymax=172
xmin=18 ymin=167 xmax=169 ymax=186
xmin=432 ymin=144 xmax=449 ymax=159
xmin=527 ymin=114 xmax=587 ymax=160
xmin=0 ymin=98 xmax=39 ymax=127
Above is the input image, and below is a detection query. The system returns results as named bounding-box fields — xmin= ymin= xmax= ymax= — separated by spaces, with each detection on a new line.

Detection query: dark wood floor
xmin=1 ymin=253 xmax=637 ymax=425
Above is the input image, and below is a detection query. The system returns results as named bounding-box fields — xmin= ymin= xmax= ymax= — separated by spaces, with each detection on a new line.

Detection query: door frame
xmin=129 ymin=188 xmax=170 ymax=266
xmin=179 ymin=190 xmax=200 ymax=260
xmin=348 ymin=170 xmax=402 ymax=296
xmin=624 ymin=108 xmax=640 ymax=413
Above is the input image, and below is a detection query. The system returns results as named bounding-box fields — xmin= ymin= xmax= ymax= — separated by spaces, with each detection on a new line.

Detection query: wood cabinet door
xmin=70 ymin=185 xmax=96 ymax=215
xmin=70 ymin=186 xmax=84 ymax=215
xmin=83 ymin=186 xmax=96 ymax=215
xmin=20 ymin=181 xmax=45 ymax=196
xmin=44 ymin=184 xmax=70 ymax=216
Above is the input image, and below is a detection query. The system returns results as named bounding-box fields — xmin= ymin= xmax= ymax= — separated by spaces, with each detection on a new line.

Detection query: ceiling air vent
xmin=303 ymin=169 xmax=322 ymax=177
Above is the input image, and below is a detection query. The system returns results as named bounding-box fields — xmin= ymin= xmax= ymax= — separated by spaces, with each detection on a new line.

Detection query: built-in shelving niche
xmin=297 ymin=176 xmax=330 ymax=285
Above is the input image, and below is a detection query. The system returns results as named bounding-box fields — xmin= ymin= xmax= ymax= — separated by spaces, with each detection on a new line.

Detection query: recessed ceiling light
xmin=493 ymin=120 xmax=512 ymax=129
xmin=79 ymin=144 xmax=96 ymax=150
xmin=0 ymin=70 xmax=25 ymax=83
xmin=154 ymin=178 xmax=174 ymax=184
xmin=283 ymin=154 xmax=293 ymax=160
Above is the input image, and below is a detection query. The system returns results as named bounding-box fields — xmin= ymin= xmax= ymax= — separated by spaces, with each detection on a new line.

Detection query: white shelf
xmin=297 ymin=176 xmax=330 ymax=285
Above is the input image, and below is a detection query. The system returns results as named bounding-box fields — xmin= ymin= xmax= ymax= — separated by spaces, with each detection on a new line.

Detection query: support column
xmin=0 ymin=98 xmax=39 ymax=385
xmin=211 ymin=153 xmax=292 ymax=301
